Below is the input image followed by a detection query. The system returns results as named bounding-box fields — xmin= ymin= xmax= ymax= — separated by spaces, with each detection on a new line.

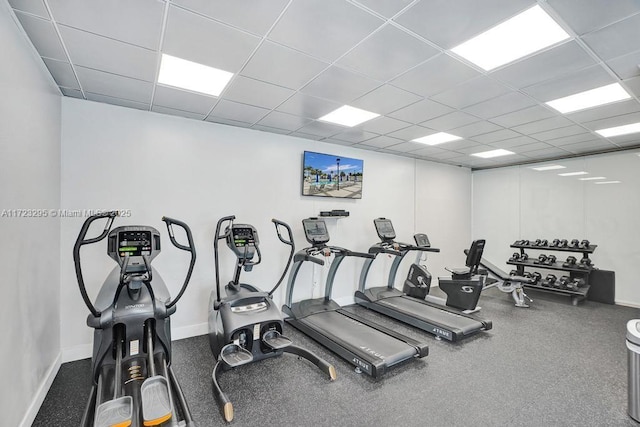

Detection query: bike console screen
xmin=374 ymin=218 xmax=396 ymax=241
xmin=303 ymin=218 xmax=330 ymax=245
xmin=118 ymin=230 xmax=152 ymax=257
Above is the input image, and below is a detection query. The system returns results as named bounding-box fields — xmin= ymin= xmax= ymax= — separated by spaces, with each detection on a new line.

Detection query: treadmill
xmin=354 ymin=218 xmax=492 ymax=342
xmin=282 ymin=217 xmax=428 ymax=379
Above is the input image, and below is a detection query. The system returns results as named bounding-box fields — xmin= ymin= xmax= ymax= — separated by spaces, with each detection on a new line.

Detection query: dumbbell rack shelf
xmin=508 ymin=243 xmax=597 ymax=305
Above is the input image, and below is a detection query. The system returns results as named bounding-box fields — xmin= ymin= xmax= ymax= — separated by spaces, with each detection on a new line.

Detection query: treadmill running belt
xmin=377 ymin=296 xmax=483 ymax=335
xmin=300 ymin=310 xmax=416 ymax=366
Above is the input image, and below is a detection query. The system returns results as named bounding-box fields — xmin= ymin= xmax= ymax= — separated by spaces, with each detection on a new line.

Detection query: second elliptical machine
xmin=208 ymin=216 xmax=336 ymax=422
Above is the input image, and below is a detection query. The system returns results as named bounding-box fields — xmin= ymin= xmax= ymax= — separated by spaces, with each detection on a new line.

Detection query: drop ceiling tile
xmin=448 ymin=121 xmax=503 ymax=138
xmin=387 ymin=99 xmax=453 ymax=123
xmin=332 ymin=129 xmax=379 ymax=143
xmin=561 ymin=140 xmax=617 ymax=154
xmin=151 ymin=105 xmax=206 ymax=120
xmin=623 ymin=76 xmax=640 ymax=97
xmin=86 ymin=93 xmax=149 ymax=110
xmin=489 ymin=136 xmax=539 ymax=148
xmin=172 ymin=0 xmax=289 ymax=35
xmin=471 ymin=129 xmax=521 ymax=143
xmin=606 ymin=49 xmax=640 ymax=79
xmin=210 ymin=99 xmax=270 ymax=123
xmin=568 ymin=100 xmax=640 ymax=123
xmin=223 ymin=76 xmax=295 ymax=110
xmin=431 ymin=76 xmax=511 ymax=109
xmin=410 ymin=146 xmax=450 ymax=157
xmin=14 ymin=12 xmax=66 ymax=61
xmin=385 ymin=141 xmax=427 ymax=152
xmin=394 ymin=0 xmax=534 ymax=49
xmin=522 ymin=65 xmax=615 ymax=101
xmin=60 ymin=87 xmax=83 ymax=98
xmin=153 ymin=85 xmax=217 ymax=114
xmin=257 ymin=111 xmax=312 ymax=131
xmin=582 ymin=13 xmax=640 ymax=60
xmin=582 ymin=111 xmax=640 ymax=131
xmin=359 ymin=116 xmax=411 ymax=134
xmin=276 ymin=93 xmax=342 ymax=119
xmin=610 ymin=135 xmax=640 ymax=146
xmin=75 ymin=66 xmax=153 ymax=104
xmin=338 ymin=24 xmax=439 ymax=81
xmin=515 ymin=142 xmax=555 ymax=152
xmin=489 ymin=105 xmax=557 ymax=127
xmin=289 ymin=132 xmax=325 ymax=141
xmin=512 ymin=116 xmax=575 ymax=134
xmin=268 ymin=0 xmax=382 ymax=62
xmin=420 ymin=111 xmax=481 ymax=131
xmin=42 ymin=58 xmax=79 ymax=89
xmin=387 ymin=124 xmax=433 ymax=140
xmin=9 ymin=0 xmax=49 ymax=18
xmin=492 ymin=41 xmax=597 ymax=88
xmin=547 ymin=0 xmax=640 ymax=35
xmin=530 ymin=125 xmax=588 ymax=141
xmin=351 ymin=85 xmax=422 ymax=115
xmin=356 ymin=135 xmax=404 ymax=148
xmin=455 ymin=144 xmax=495 ymax=155
xmin=390 ymin=54 xmax=480 ymax=97
xmin=241 ymin=41 xmax=328 ymax=90
xmin=59 ymin=25 xmax=157 ymax=82
xmin=423 ymin=149 xmax=467 ymax=160
xmin=251 ymin=124 xmax=291 ymax=135
xmin=300 ymin=66 xmax=381 ymax=105
xmin=295 ymin=121 xmax=346 ymax=137
xmin=47 ymin=0 xmax=164 ymax=49
xmin=463 ymin=92 xmax=537 ymax=119
xmin=439 ymin=139 xmax=482 ymax=151
xmin=353 ymin=0 xmax=414 ymax=18
xmin=544 ymin=132 xmax=601 ymax=146
xmin=520 ymin=147 xmax=571 ymax=158
xmin=206 ymin=116 xmax=252 ymax=127
xmin=323 ymin=138 xmax=358 ymax=147
xmin=163 ymin=6 xmax=260 ymax=73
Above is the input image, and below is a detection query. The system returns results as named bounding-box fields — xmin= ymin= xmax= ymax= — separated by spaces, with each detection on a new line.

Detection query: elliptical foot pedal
xmin=220 ymin=343 xmax=254 ymax=367
xmin=140 ymin=376 xmax=173 ymax=426
xmin=262 ymin=330 xmax=292 ymax=350
xmin=94 ymin=396 xmax=133 ymax=427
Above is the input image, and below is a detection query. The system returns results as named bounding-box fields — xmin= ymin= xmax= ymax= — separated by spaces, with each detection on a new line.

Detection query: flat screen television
xmin=302 ymin=151 xmax=363 ymax=199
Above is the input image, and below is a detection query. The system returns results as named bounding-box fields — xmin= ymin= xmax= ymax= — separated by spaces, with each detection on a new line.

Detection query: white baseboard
xmin=19 ymin=352 xmax=61 ymax=427
xmin=615 ymin=299 xmax=640 ymax=309
xmin=172 ymin=322 xmax=208 ymax=341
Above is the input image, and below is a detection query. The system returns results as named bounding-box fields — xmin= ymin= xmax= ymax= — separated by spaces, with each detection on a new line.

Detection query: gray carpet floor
xmin=34 ymin=287 xmax=640 ymax=426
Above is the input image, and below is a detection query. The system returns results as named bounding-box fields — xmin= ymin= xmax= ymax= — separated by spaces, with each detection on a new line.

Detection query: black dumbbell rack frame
xmin=507 ymin=242 xmax=597 ymax=305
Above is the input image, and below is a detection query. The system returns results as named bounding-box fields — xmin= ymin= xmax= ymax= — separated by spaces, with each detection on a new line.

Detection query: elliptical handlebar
xmin=73 ymin=211 xmax=119 ymax=318
xmin=162 ymin=216 xmax=197 ymax=309
xmin=268 ymin=218 xmax=296 ymax=296
xmin=214 ymin=216 xmax=235 ymax=304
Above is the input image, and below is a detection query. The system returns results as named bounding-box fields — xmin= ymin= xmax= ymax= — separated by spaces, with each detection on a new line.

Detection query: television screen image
xmin=302 ymin=151 xmax=363 ymax=199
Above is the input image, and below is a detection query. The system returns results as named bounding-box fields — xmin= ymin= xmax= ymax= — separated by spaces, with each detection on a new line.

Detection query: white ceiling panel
xmin=171 ymin=0 xmax=289 ymax=35
xmin=153 ymin=85 xmax=217 ymax=114
xmin=544 ymin=132 xmax=602 ymax=146
xmin=295 ymin=121 xmax=346 ymax=137
xmin=75 ymin=66 xmax=153 ymax=104
xmin=471 ymin=129 xmax=522 ymax=143
xmin=47 ymin=0 xmax=164 ymax=50
xmin=489 ymin=136 xmax=540 ymax=148
xmin=163 ymin=6 xmax=261 ymax=73
xmin=351 ymin=84 xmax=422 ymax=115
xmin=561 ymin=140 xmax=617 ymax=153
xmin=623 ymin=76 xmax=640 ymax=97
xmin=390 ymin=54 xmax=480 ymax=97
xmin=210 ymin=99 xmax=270 ymax=123
xmin=322 ymin=138 xmax=358 ymax=147
xmin=420 ymin=111 xmax=481 ymax=131
xmin=257 ymin=111 xmax=313 ymax=131
xmin=338 ymin=24 xmax=439 ymax=82
xmin=206 ymin=116 xmax=252 ymax=127
xmin=463 ymin=92 xmax=537 ymax=119
xmin=357 ymin=116 xmax=411 ymax=134
xmin=521 ymin=147 xmax=571 ymax=159
xmin=268 ymin=0 xmax=382 ymax=62
xmin=512 ymin=116 xmax=575 ymax=134
xmin=515 ymin=142 xmax=556 ymax=152
xmin=60 ymin=87 xmax=83 ymax=98
xmin=608 ymin=135 xmax=640 ymax=146
xmin=42 ymin=58 xmax=79 ymax=89
xmin=530 ymin=125 xmax=588 ymax=141
xmin=387 ymin=124 xmax=433 ymax=140
xmin=439 ymin=139 xmax=483 ymax=151
xmin=431 ymin=76 xmax=511 ymax=109
xmin=567 ymin=99 xmax=640 ymax=123
xmin=240 ymin=41 xmax=328 ymax=90
xmin=489 ymin=105 xmax=557 ymax=127
xmin=352 ymin=0 xmax=414 ymax=18
xmin=223 ymin=76 xmax=295 ymax=110
xmin=86 ymin=93 xmax=149 ymax=110
xmin=394 ymin=0 xmax=534 ymax=49
xmin=582 ymin=13 xmax=640 ymax=60
xmin=8 ymin=0 xmax=49 ymax=19
xmin=275 ymin=93 xmax=342 ymax=119
xmin=301 ymin=66 xmax=381 ymax=105
xmin=492 ymin=41 xmax=597 ymax=89
xmin=448 ymin=121 xmax=503 ymax=138
xmin=331 ymin=129 xmax=379 ymax=143
xmin=14 ymin=12 xmax=66 ymax=61
xmin=547 ymin=0 xmax=640 ymax=35
xmin=289 ymin=131 xmax=327 ymax=141
xmin=151 ymin=105 xmax=206 ymax=120
xmin=606 ymin=49 xmax=640 ymax=80
xmin=582 ymin=111 xmax=640 ymax=131
xmin=387 ymin=99 xmax=454 ymax=123
xmin=251 ymin=124 xmax=291 ymax=135
xmin=357 ymin=135 xmax=405 ymax=149
xmin=522 ymin=65 xmax=615 ymax=101
xmin=454 ymin=144 xmax=495 ymax=155
xmin=59 ymin=25 xmax=157 ymax=82
xmin=384 ymin=141 xmax=427 ymax=153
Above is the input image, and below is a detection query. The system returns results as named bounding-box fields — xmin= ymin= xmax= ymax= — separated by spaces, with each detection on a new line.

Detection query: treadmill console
xmin=374 ymin=218 xmax=396 ymax=241
xmin=414 ymin=233 xmax=431 ymax=248
xmin=226 ymin=224 xmax=259 ymax=260
xmin=108 ymin=226 xmax=161 ymax=265
xmin=302 ymin=218 xmax=330 ymax=245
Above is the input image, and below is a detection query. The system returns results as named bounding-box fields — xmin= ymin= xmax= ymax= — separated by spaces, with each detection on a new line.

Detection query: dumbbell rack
xmin=507 ymin=242 xmax=596 ymax=306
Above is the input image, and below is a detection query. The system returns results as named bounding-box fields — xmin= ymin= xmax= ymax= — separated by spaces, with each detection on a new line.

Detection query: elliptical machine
xmin=74 ymin=211 xmax=197 ymax=427
xmin=209 ymin=216 xmax=336 ymax=422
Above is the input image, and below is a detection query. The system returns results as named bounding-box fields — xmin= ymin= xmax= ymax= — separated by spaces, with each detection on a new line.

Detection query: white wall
xmin=60 ymin=98 xmax=472 ymax=360
xmin=472 ymin=151 xmax=640 ymax=306
xmin=0 ymin=3 xmax=62 ymax=427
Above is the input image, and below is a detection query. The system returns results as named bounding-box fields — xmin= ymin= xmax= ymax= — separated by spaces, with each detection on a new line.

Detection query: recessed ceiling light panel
xmin=558 ymin=171 xmax=588 ymax=176
xmin=594 ymin=181 xmax=621 ymax=184
xmin=318 ymin=105 xmax=380 ymax=127
xmin=596 ymin=122 xmax=640 ymax=138
xmin=531 ymin=164 xmax=566 ymax=171
xmin=471 ymin=149 xmax=514 ymax=158
xmin=413 ymin=132 xmax=462 ymax=146
xmin=451 ymin=5 xmax=569 ymax=71
xmin=546 ymin=83 xmax=631 ymax=114
xmin=158 ymin=54 xmax=233 ymax=97
xmin=579 ymin=176 xmax=606 ymax=181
